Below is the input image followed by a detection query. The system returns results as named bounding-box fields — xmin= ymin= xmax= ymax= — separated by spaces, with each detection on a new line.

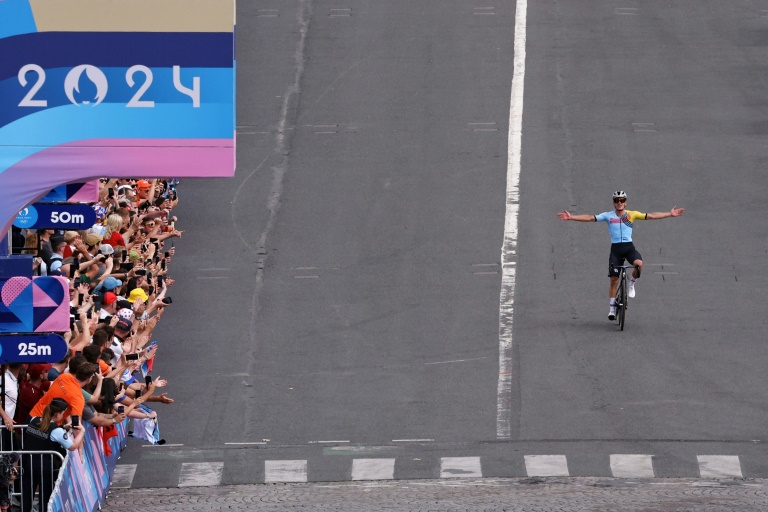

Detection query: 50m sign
xmin=18 ymin=64 xmax=201 ymax=108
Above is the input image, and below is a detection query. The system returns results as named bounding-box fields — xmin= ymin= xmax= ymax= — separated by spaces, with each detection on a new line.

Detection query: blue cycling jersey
xmin=594 ymin=210 xmax=647 ymax=243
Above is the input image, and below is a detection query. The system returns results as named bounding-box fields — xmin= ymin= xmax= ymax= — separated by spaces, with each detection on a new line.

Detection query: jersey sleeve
xmin=50 ymin=427 xmax=74 ymax=450
xmin=626 ymin=210 xmax=647 ymax=222
xmin=594 ymin=212 xmax=610 ymax=222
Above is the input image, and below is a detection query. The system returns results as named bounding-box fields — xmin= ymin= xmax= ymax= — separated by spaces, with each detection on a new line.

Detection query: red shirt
xmin=14 ymin=381 xmax=44 ymax=424
xmin=103 ymin=231 xmax=126 ymax=248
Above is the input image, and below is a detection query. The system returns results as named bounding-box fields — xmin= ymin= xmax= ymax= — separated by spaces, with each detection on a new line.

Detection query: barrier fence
xmin=1 ymin=420 xmax=128 ymax=512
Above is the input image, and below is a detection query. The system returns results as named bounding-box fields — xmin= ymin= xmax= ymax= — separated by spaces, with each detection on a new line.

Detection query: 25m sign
xmin=17 ymin=64 xmax=201 ymax=108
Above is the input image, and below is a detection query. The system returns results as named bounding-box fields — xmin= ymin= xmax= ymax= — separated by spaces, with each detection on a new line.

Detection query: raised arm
xmin=647 ymin=206 xmax=684 ymax=220
xmin=557 ymin=210 xmax=595 ymax=222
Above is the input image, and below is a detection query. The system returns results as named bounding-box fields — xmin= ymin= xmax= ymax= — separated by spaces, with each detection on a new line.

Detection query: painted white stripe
xmin=697 ymin=455 xmax=743 ymax=478
xmin=498 ymin=0 xmax=527 ymax=441
xmin=142 ymin=443 xmax=183 ymax=447
xmin=610 ymin=454 xmax=655 ymax=478
xmin=392 ymin=439 xmax=434 ymax=443
xmin=265 ymin=460 xmax=308 ymax=483
xmin=524 ymin=455 xmax=569 ymax=477
xmin=308 ymin=440 xmax=350 ymax=444
xmin=178 ymin=462 xmax=224 ymax=487
xmin=111 ymin=464 xmax=137 ymax=489
xmin=440 ymin=457 xmax=482 ymax=478
xmin=352 ymin=458 xmax=395 ymax=480
xmin=225 ymin=442 xmax=267 ymax=445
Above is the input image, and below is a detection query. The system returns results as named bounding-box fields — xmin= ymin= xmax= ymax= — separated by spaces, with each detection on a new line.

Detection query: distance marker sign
xmin=0 ymin=333 xmax=68 ymax=364
xmin=13 ymin=203 xmax=96 ymax=229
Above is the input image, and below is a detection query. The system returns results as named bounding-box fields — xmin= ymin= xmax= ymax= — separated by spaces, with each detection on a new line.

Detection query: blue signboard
xmin=0 ymin=333 xmax=68 ymax=363
xmin=13 ymin=203 xmax=96 ymax=229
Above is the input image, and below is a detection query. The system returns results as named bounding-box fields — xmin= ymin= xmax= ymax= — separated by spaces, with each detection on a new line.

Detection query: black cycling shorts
xmin=608 ymin=242 xmax=642 ymax=277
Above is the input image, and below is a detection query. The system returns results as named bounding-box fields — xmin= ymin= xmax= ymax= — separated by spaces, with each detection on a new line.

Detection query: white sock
xmin=630 ymin=276 xmax=637 ymax=283
xmin=610 ymin=298 xmax=616 ymax=306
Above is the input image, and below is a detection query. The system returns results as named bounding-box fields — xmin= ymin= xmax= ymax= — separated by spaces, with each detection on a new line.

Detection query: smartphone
xmin=157 ymin=275 xmax=165 ymax=287
xmin=161 ymin=259 xmax=166 ymax=271
xmin=71 ymin=415 xmax=80 ymax=428
xmin=145 ymin=375 xmax=152 ymax=386
xmin=125 ymin=353 xmax=139 ymax=361
xmin=108 ymin=188 xmax=115 ymax=198
xmin=121 ymin=251 xmax=127 ymax=263
xmin=135 ymin=269 xmax=146 ymax=276
xmin=161 ymin=297 xmax=172 ymax=305
xmin=69 ymin=264 xmax=77 ymax=278
xmin=78 ymin=294 xmax=84 ymax=306
xmin=117 ymin=406 xmax=125 ymax=414
xmin=135 ymin=390 xmax=142 ymax=399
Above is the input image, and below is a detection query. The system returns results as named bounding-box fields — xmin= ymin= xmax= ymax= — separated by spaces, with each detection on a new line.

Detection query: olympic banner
xmin=0 ymin=0 xmax=236 ymax=235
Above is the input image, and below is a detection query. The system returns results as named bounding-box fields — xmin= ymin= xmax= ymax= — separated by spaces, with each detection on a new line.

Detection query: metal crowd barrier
xmin=1 ymin=424 xmax=65 ymax=512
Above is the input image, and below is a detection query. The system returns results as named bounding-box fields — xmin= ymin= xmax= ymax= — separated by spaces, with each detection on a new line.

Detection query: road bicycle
xmin=613 ymin=265 xmax=635 ymax=331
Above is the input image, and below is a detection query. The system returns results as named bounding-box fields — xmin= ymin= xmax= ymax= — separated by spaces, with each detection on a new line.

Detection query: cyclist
xmin=557 ymin=191 xmax=684 ymax=320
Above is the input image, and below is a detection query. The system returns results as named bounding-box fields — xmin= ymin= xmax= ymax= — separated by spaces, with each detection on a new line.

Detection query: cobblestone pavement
xmin=105 ymin=477 xmax=768 ymax=511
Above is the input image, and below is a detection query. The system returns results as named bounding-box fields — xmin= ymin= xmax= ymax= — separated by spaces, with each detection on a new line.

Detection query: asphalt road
xmin=111 ymin=0 xmax=768 ymax=492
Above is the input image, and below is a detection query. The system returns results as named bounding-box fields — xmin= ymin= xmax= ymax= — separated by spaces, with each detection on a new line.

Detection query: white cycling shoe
xmin=608 ymin=306 xmax=616 ymax=321
xmin=629 ymin=280 xmax=636 ymax=298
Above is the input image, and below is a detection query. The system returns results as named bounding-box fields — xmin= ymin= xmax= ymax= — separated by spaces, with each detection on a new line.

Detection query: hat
xmin=102 ymin=292 xmax=118 ymax=306
xmin=136 ymin=179 xmax=151 ymax=190
xmin=116 ymin=299 xmax=133 ymax=311
xmin=27 ymin=363 xmax=52 ymax=379
xmin=50 ymin=398 xmax=69 ymax=412
xmin=117 ymin=308 xmax=134 ymax=321
xmin=84 ymin=233 xmax=103 ymax=247
xmin=128 ymin=251 xmax=141 ymax=262
xmin=99 ymin=244 xmax=115 ymax=255
xmin=128 ymin=288 xmax=149 ymax=304
xmin=101 ymin=276 xmax=122 ymax=291
xmin=115 ymin=318 xmax=132 ymax=332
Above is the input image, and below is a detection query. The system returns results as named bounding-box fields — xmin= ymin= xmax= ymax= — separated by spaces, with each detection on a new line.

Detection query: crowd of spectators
xmin=2 ymin=178 xmax=182 ymax=510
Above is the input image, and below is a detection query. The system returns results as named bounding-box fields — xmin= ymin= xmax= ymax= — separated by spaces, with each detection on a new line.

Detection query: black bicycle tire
xmin=618 ymin=272 xmax=627 ymax=330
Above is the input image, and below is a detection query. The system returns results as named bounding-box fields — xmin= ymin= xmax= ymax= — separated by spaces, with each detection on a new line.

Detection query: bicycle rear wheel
xmin=618 ymin=272 xmax=627 ymax=331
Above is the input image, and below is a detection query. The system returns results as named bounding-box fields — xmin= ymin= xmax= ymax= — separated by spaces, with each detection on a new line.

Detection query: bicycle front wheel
xmin=618 ymin=274 xmax=627 ymax=331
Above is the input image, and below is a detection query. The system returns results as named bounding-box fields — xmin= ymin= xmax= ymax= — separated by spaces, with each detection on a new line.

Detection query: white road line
xmin=308 ymin=440 xmax=350 ymax=444
xmin=225 ymin=442 xmax=267 ymax=445
xmin=352 ymin=459 xmax=396 ymax=480
xmin=141 ymin=443 xmax=183 ymax=448
xmin=178 ymin=462 xmax=224 ymax=487
xmin=440 ymin=457 xmax=482 ymax=478
xmin=610 ymin=454 xmax=655 ymax=478
xmin=111 ymin=464 xmax=137 ymax=489
xmin=524 ymin=455 xmax=569 ymax=477
xmin=265 ymin=460 xmax=308 ymax=483
xmin=498 ymin=0 xmax=528 ymax=441
xmin=392 ymin=439 xmax=434 ymax=443
xmin=697 ymin=455 xmax=743 ymax=478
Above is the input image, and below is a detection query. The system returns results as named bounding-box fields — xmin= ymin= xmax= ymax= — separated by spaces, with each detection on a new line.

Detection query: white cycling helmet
xmin=612 ymin=190 xmax=627 ymax=199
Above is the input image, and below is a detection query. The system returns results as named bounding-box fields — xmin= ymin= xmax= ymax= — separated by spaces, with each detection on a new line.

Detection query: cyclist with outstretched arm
xmin=557 ymin=191 xmax=684 ymax=320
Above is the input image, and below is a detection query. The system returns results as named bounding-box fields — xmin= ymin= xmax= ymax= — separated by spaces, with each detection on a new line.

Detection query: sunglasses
xmin=613 ymin=198 xmax=627 ymax=203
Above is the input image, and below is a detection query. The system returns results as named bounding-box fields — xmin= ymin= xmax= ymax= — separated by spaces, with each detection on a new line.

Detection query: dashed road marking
xmin=611 ymin=454 xmax=655 ymax=478
xmin=616 ymin=7 xmax=639 ymax=15
xmin=265 ymin=460 xmax=308 ymax=483
xmin=440 ymin=457 xmax=482 ymax=478
xmin=352 ymin=458 xmax=396 ymax=480
xmin=178 ymin=462 xmax=224 ymax=487
xmin=698 ymin=455 xmax=743 ymax=478
xmin=524 ymin=455 xmax=569 ymax=477
xmin=111 ymin=464 xmax=137 ymax=489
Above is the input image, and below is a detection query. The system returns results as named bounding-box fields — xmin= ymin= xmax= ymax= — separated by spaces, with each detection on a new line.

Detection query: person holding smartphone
xmin=21 ymin=398 xmax=85 ymax=512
